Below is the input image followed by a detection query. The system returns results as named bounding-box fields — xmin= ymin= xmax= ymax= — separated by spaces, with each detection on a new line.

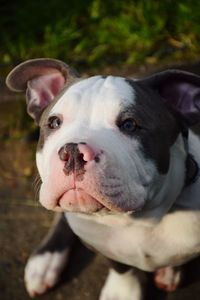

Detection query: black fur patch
xmin=33 ymin=213 xmax=75 ymax=255
xmin=124 ymin=80 xmax=181 ymax=174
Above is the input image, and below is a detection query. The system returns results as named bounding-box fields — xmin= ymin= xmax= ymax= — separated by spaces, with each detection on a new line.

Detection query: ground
xmin=1 ymin=63 xmax=200 ymax=300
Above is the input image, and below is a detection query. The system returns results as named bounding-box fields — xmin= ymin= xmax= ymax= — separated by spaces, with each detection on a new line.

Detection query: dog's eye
xmin=119 ymin=118 xmax=138 ymax=133
xmin=48 ymin=116 xmax=62 ymax=129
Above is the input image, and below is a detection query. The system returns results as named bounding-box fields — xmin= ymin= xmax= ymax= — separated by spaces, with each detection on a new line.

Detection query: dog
xmin=6 ymin=58 xmax=200 ymax=299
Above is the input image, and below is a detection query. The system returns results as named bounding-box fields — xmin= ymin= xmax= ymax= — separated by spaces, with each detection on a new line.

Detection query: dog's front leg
xmin=149 ymin=211 xmax=200 ymax=267
xmin=24 ymin=213 xmax=76 ymax=297
xmin=100 ymin=261 xmax=146 ymax=300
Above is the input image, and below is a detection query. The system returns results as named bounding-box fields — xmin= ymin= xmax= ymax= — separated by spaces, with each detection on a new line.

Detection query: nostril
xmin=78 ymin=153 xmax=84 ymax=162
xmin=58 ymin=146 xmax=70 ymax=161
xmin=94 ymin=155 xmax=100 ymax=163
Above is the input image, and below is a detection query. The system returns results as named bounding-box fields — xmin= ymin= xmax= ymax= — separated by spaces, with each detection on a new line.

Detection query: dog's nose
xmin=77 ymin=143 xmax=96 ymax=162
xmin=58 ymin=143 xmax=96 ymax=175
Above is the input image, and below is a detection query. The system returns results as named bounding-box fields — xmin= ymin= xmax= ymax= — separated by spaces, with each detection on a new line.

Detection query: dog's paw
xmin=154 ymin=266 xmax=182 ymax=292
xmin=99 ymin=269 xmax=142 ymax=300
xmin=24 ymin=250 xmax=69 ymax=297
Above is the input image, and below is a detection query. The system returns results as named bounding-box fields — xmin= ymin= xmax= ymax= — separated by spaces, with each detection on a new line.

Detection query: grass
xmin=1 ymin=0 xmax=200 ymax=70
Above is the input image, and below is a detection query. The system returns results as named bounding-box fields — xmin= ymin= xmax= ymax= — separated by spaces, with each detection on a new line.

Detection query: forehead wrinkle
xmin=50 ymin=76 xmax=135 ymax=126
xmin=50 ymin=76 xmax=103 ymax=115
xmin=84 ymin=77 xmax=136 ymax=127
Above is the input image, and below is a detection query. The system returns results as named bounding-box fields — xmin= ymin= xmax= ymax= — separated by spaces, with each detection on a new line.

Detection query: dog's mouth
xmin=39 ymin=165 xmax=146 ymax=214
xmin=56 ymin=188 xmax=105 ymax=213
xmin=54 ymin=187 xmax=144 ymax=214
xmin=55 ymin=187 xmax=139 ymax=214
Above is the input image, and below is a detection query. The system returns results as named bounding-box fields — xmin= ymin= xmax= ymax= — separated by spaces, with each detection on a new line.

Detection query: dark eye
xmin=48 ymin=116 xmax=62 ymax=129
xmin=119 ymin=118 xmax=138 ymax=133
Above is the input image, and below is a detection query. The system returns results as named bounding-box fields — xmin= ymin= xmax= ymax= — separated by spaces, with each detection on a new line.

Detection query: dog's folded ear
xmin=141 ymin=70 xmax=200 ymax=126
xmin=6 ymin=58 xmax=79 ymax=123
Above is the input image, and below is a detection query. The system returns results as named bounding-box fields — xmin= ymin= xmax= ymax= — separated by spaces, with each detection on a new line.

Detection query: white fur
xmin=99 ymin=268 xmax=142 ymax=300
xmin=66 ymin=209 xmax=200 ymax=272
xmin=52 ymin=76 xmax=135 ymax=118
xmin=25 ymin=250 xmax=68 ymax=297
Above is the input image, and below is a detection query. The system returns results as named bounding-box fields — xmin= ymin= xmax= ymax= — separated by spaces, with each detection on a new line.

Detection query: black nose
xmin=58 ymin=143 xmax=86 ymax=175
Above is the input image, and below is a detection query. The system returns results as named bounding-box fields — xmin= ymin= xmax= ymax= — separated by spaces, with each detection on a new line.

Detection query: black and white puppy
xmin=6 ymin=59 xmax=200 ymax=299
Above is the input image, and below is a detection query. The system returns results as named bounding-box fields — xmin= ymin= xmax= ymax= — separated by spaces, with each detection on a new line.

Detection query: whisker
xmin=32 ymin=173 xmax=42 ymax=202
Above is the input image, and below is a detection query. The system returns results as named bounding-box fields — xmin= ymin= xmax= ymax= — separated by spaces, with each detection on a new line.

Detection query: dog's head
xmin=6 ymin=59 xmax=200 ymax=215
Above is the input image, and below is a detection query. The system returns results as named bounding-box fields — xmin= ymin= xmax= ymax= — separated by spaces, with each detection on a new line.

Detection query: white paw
xmin=99 ymin=269 xmax=142 ymax=300
xmin=24 ymin=250 xmax=69 ymax=297
xmin=154 ymin=266 xmax=182 ymax=292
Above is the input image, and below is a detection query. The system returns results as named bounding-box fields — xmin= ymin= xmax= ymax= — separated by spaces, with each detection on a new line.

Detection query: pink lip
xmin=57 ymin=188 xmax=104 ymax=213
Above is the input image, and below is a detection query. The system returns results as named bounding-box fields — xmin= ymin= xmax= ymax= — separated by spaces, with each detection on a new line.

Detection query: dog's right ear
xmin=6 ymin=58 xmax=79 ymax=123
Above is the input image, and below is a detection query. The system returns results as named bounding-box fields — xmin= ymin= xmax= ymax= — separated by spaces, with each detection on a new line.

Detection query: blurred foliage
xmin=0 ymin=99 xmax=34 ymax=141
xmin=0 ymin=0 xmax=200 ymax=69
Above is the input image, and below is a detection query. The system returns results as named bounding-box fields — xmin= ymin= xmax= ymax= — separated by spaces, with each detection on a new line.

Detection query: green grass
xmin=1 ymin=0 xmax=200 ymax=69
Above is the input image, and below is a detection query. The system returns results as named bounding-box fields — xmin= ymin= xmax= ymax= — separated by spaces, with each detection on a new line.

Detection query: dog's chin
xmin=51 ymin=188 xmax=144 ymax=215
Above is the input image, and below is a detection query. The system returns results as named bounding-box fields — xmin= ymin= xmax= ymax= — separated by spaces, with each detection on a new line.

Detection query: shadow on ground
xmin=1 ymin=62 xmax=200 ymax=300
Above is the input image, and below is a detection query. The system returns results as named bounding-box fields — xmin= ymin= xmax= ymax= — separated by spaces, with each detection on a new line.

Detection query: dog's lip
xmin=54 ymin=188 xmax=145 ymax=214
xmin=56 ymin=188 xmax=105 ymax=213
xmin=55 ymin=187 xmax=126 ymax=213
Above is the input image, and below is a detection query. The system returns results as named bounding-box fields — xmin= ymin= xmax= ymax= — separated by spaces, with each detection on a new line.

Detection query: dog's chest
xmin=66 ymin=212 xmax=159 ymax=271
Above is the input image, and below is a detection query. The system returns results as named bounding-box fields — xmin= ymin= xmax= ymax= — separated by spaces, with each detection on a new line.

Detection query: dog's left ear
xmin=141 ymin=70 xmax=200 ymax=126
